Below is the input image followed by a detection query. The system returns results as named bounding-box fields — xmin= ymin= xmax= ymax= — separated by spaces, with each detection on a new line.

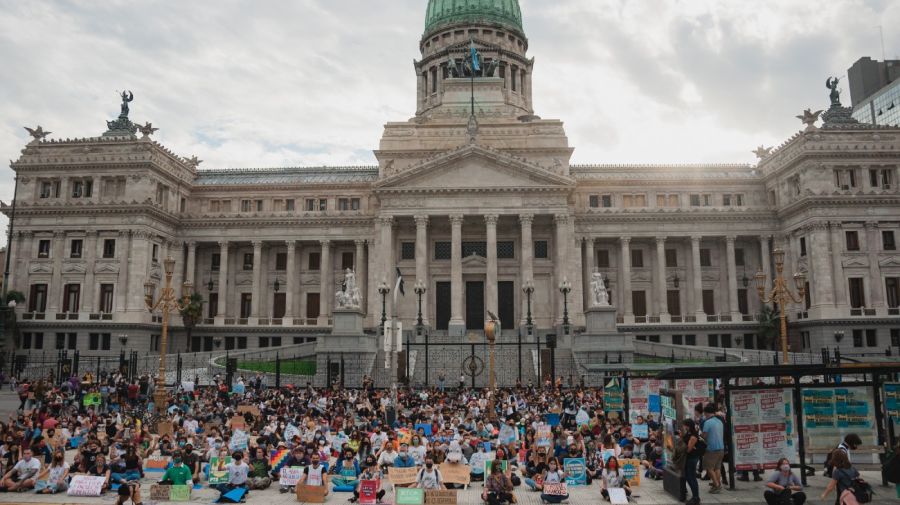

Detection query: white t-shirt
xmin=46 ymin=462 xmax=69 ymax=483
xmin=13 ymin=458 xmax=41 ymax=479
xmin=227 ymin=461 xmax=249 ymax=485
xmin=409 ymin=445 xmax=427 ymax=465
xmin=417 ymin=468 xmax=442 ymax=490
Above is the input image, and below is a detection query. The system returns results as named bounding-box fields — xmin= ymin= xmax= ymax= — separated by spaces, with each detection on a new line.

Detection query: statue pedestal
xmin=315 ymin=309 xmax=377 ymax=388
xmin=573 ymin=305 xmax=634 ymax=364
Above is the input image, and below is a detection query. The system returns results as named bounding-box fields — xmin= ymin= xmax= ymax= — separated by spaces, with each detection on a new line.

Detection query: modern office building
xmin=849 ymin=57 xmax=900 ymax=126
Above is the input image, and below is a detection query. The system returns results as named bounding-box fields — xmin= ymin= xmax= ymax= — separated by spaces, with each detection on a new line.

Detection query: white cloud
xmin=0 ymin=0 xmax=898 ymax=241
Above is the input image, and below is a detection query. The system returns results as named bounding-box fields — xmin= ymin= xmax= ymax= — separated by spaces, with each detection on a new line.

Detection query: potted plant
xmin=756 ymin=305 xmax=779 ymax=351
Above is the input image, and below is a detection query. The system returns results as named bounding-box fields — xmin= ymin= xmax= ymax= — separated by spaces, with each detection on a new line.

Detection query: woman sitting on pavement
xmin=764 ymin=458 xmax=806 ymax=505
xmin=539 ymin=457 xmax=569 ymax=504
xmin=34 ymin=448 xmax=69 ymax=494
xmin=482 ymin=459 xmax=514 ymax=505
xmin=600 ymin=456 xmax=632 ymax=502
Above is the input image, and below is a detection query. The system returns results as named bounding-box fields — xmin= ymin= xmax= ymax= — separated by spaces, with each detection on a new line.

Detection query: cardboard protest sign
xmin=229 ymin=415 xmax=246 ymax=430
xmin=83 ymin=393 xmax=101 ymax=406
xmin=232 ymin=382 xmax=246 ymax=394
xmin=280 ymin=466 xmax=304 ymax=487
xmin=359 ymin=479 xmax=380 ymax=505
xmin=542 ymin=482 xmax=568 ymax=496
xmin=170 ymin=484 xmax=191 ymax=501
xmin=150 ymin=484 xmax=172 ymax=501
xmin=388 ymin=466 xmax=419 ymax=485
xmin=396 ymin=487 xmax=425 ymax=505
xmin=67 ymin=475 xmax=105 ymax=496
xmin=209 ymin=456 xmax=231 ymax=485
xmin=181 ymin=381 xmax=194 ymax=392
xmin=425 ymin=490 xmax=458 ymax=505
xmin=620 ymin=458 xmax=641 ymax=487
xmin=563 ymin=458 xmax=586 ymax=485
xmin=157 ymin=421 xmax=174 ymax=437
xmin=437 ymin=463 xmax=471 ymax=485
xmin=296 ymin=483 xmax=327 ymax=503
xmin=238 ymin=405 xmax=260 ymax=416
xmin=284 ymin=424 xmax=301 ymax=441
xmin=145 ymin=455 xmax=170 ymax=473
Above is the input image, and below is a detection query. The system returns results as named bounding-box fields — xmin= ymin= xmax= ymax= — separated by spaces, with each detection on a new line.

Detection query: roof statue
xmin=137 ymin=122 xmax=159 ymax=138
xmin=23 ymin=126 xmax=51 ymax=142
xmin=752 ymin=146 xmax=772 ymax=160
xmin=826 ymin=77 xmax=841 ymax=107
xmin=103 ymin=89 xmax=138 ymax=138
xmin=184 ymin=155 xmax=203 ymax=169
xmin=796 ymin=108 xmax=823 ymax=131
xmin=821 ymin=76 xmax=861 ymax=128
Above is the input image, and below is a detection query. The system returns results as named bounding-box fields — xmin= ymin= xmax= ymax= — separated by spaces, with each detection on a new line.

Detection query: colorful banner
xmin=884 ymin=383 xmax=900 ymax=427
xmin=209 ymin=456 xmax=231 ymax=485
xmin=627 ymin=378 xmax=663 ymax=422
xmin=604 ymin=378 xmax=625 ymax=415
xmin=729 ymin=389 xmax=796 ymax=471
xmin=563 ymin=457 xmax=586 ymax=485
xmin=620 ymin=458 xmax=641 ymax=487
xmin=801 ymin=387 xmax=877 ymax=449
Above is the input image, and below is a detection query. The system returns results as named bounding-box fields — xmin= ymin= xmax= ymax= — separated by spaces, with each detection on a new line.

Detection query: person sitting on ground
xmin=333 ymin=449 xmax=361 ymax=492
xmin=349 ymin=455 xmax=385 ymax=504
xmin=159 ymin=450 xmax=193 ymax=486
xmin=0 ymin=448 xmax=41 ymax=492
xmin=417 ymin=457 xmax=443 ymax=490
xmin=247 ymin=447 xmax=272 ymax=490
xmin=393 ymin=443 xmax=416 ymax=468
xmin=482 ymin=459 xmax=514 ymax=505
xmin=34 ymin=448 xmax=68 ymax=494
xmin=296 ymin=453 xmax=329 ymax=496
xmin=524 ymin=447 xmax=549 ymax=490
xmin=539 ymin=457 xmax=569 ymax=504
xmin=216 ymin=451 xmax=249 ymax=502
xmin=181 ymin=442 xmax=201 ymax=484
xmin=600 ymin=456 xmax=632 ymax=502
xmin=764 ymin=458 xmax=806 ymax=505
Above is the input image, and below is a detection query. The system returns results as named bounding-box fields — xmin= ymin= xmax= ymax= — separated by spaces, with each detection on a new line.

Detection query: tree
xmin=756 ymin=305 xmax=779 ymax=351
xmin=178 ymin=293 xmax=204 ymax=352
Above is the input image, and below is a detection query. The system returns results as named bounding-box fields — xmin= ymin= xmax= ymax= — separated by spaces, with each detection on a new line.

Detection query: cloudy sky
xmin=0 ymin=0 xmax=898 ymax=234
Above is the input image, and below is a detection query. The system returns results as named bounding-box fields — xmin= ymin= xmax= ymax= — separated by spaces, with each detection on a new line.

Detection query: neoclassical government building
xmin=4 ymin=0 xmax=900 ymax=368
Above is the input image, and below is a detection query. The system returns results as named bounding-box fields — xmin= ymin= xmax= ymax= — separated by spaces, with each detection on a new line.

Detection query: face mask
xmin=174 ymin=458 xmax=182 ymax=464
xmin=426 ymin=463 xmax=433 ymax=469
xmin=781 ymin=464 xmax=791 ymax=472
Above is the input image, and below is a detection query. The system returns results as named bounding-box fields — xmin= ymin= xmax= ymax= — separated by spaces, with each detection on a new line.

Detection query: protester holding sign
xmin=296 ymin=453 xmax=329 ymax=497
xmin=417 ymin=457 xmax=443 ymax=490
xmin=247 ymin=447 xmax=272 ymax=490
xmin=539 ymin=457 xmax=569 ymax=503
xmin=159 ymin=451 xmax=192 ymax=486
xmin=215 ymin=451 xmax=249 ymax=503
xmin=350 ymin=457 xmax=385 ymax=503
xmin=482 ymin=459 xmax=514 ymax=505
xmin=600 ymin=457 xmax=632 ymax=502
xmin=468 ymin=443 xmax=489 ymax=482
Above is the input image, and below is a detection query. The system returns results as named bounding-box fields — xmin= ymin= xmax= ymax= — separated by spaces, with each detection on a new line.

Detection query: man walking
xmin=701 ymin=403 xmax=725 ymax=494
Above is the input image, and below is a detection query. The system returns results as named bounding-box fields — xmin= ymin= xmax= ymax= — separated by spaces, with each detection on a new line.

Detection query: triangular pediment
xmin=374 ymin=144 xmax=574 ymax=190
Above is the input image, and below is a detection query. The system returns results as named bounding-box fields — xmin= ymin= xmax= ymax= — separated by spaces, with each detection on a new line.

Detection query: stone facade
xmin=4 ymin=2 xmax=900 ymax=368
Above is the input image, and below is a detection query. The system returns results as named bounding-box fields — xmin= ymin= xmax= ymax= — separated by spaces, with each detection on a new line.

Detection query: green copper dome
xmin=424 ymin=0 xmax=523 ymax=37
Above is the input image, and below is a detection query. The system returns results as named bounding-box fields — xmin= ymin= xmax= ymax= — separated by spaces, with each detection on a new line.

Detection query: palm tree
xmin=756 ymin=305 xmax=779 ymax=351
xmin=178 ymin=293 xmax=204 ymax=352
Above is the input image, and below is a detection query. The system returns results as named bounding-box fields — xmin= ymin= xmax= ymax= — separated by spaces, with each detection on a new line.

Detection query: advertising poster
xmin=802 ymin=387 xmax=877 ymax=449
xmin=729 ymin=389 xmax=795 ymax=470
xmin=627 ymin=378 xmax=662 ymax=423
xmin=885 ymin=383 xmax=900 ymax=428
xmin=676 ymin=379 xmax=713 ymax=414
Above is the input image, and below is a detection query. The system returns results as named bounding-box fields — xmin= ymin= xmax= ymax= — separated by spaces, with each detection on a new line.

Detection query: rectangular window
xmin=462 ymin=241 xmax=487 ymax=258
xmin=589 ymin=195 xmax=599 ymax=208
xmin=685 ymin=334 xmax=696 ymax=346
xmin=20 ymin=333 xmax=31 ymax=349
xmin=849 ymin=278 xmax=866 ymax=308
xmin=892 ymin=328 xmax=900 ymax=347
xmin=272 ymin=336 xmax=282 ymax=347
xmin=243 ymin=253 xmax=253 ymax=271
xmin=38 ymin=239 xmax=51 ymax=258
xmin=285 ymin=199 xmax=295 ymax=211
xmin=665 ymin=249 xmax=677 ymax=267
xmin=89 ymin=333 xmax=99 ymax=351
xmin=40 ymin=181 xmax=52 ymax=198
xmin=534 ymin=241 xmax=549 ymax=259
xmin=631 ymin=249 xmax=644 ymax=268
xmin=700 ymin=248 xmax=712 ymax=267
xmin=180 ymin=197 xmax=186 ymax=212
xmin=70 ymin=239 xmax=83 ymax=258
xmin=721 ymin=334 xmax=732 ymax=348
xmin=737 ymin=288 xmax=749 ymax=315
xmin=342 ymin=252 xmax=354 ymax=271
xmin=99 ymin=284 xmax=114 ymax=313
xmin=273 ymin=293 xmax=286 ymax=319
xmin=224 ymin=336 xmax=235 ymax=351
xmin=208 ymin=293 xmax=218 ymax=319
xmin=305 ymin=199 xmax=316 ymax=211
xmin=596 ymin=250 xmax=610 ymax=268
xmin=338 ymin=198 xmax=350 ymax=211
xmin=846 ymin=230 xmax=860 ymax=251
xmin=601 ymin=195 xmax=612 ymax=208
xmin=67 ymin=333 xmax=77 ymax=350
xmin=29 ymin=284 xmax=47 ymax=312
xmin=886 ymin=278 xmax=899 ymax=308
xmin=883 ymin=230 xmax=896 ymax=251
xmin=434 ymin=242 xmax=451 ymax=261
xmin=667 ymin=290 xmax=681 ymax=315
xmin=55 ymin=333 xmax=65 ymax=350
xmin=241 ymin=200 xmax=252 ymax=212
xmin=240 ymin=293 xmax=252 ymax=319
xmin=308 ymin=252 xmax=321 ymax=270
xmin=799 ymin=237 xmax=807 ymax=257
xmin=511 ymin=66 xmax=518 ymax=91
xmin=401 ymin=242 xmax=416 ymax=260
xmin=275 ymin=252 xmax=287 ymax=271
xmin=63 ymin=284 xmax=81 ymax=313
xmin=622 ymin=194 xmax=647 ymax=208
xmin=319 ymin=199 xmax=327 ymax=211
xmin=853 ymin=329 xmax=863 ymax=347
xmin=152 ymin=244 xmax=159 ymax=262
xmin=72 ymin=180 xmax=84 ymax=198
xmin=255 ymin=199 xmax=263 ymax=212
xmin=259 ymin=337 xmax=270 ymax=348
xmin=102 ymin=239 xmax=116 ymax=258
xmin=306 ymin=293 xmax=320 ymax=319
xmin=735 ymin=248 xmax=745 ymax=266
xmin=865 ymin=329 xmax=877 ymax=347
xmin=689 ymin=194 xmax=711 ymax=207
xmin=672 ymin=335 xmax=683 ymax=345
xmin=702 ymin=289 xmax=716 ymax=315
xmin=237 ymin=336 xmax=247 ymax=349
xmin=632 ymin=291 xmax=647 ymax=317
xmin=723 ymin=194 xmax=744 ymax=207
xmin=211 ymin=253 xmax=221 ymax=271
xmin=497 ymin=241 xmax=515 ymax=259
xmin=708 ymin=334 xmax=719 ymax=347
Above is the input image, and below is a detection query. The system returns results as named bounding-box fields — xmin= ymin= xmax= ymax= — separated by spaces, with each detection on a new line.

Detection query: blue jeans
xmin=684 ymin=456 xmax=700 ymax=500
xmin=540 ymin=492 xmax=567 ymax=503
xmin=523 ymin=478 xmax=538 ymax=491
xmin=111 ymin=470 xmax=141 ymax=483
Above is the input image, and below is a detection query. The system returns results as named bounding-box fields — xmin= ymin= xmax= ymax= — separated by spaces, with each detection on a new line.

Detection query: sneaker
xmin=279 ymin=487 xmax=289 ymax=494
xmin=709 ymin=486 xmax=722 ymax=494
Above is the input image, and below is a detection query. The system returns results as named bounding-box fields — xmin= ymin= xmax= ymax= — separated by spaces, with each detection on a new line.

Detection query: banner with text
xmin=729 ymin=389 xmax=796 ymax=470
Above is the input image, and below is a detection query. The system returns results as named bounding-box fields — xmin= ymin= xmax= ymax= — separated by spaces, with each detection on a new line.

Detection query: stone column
xmin=355 ymin=239 xmax=367 ymax=313
xmin=318 ymin=240 xmax=331 ymax=324
xmin=519 ymin=214 xmax=534 ymax=325
xmin=186 ymin=241 xmax=197 ymax=285
xmin=449 ymin=214 xmax=465 ymax=334
xmin=808 ymin=223 xmax=835 ymax=312
xmin=414 ymin=216 xmax=429 ymax=325
xmin=583 ymin=237 xmax=595 ymax=308
xmin=216 ymin=241 xmax=229 ymax=318
xmin=7 ymin=231 xmax=20 ymax=291
xmin=619 ymin=236 xmax=633 ymax=319
xmin=485 ymin=214 xmax=498 ymax=323
xmin=127 ymin=231 xmax=151 ymax=313
xmin=82 ymin=231 xmax=98 ymax=312
xmin=378 ymin=216 xmax=394 ymax=318
xmin=554 ymin=214 xmax=569 ymax=323
xmin=48 ymin=231 xmax=65 ymax=312
xmin=865 ymin=222 xmax=884 ymax=311
xmin=759 ymin=236 xmax=771 ymax=296
xmin=170 ymin=241 xmax=184 ymax=297
xmin=284 ymin=241 xmax=296 ymax=320
xmin=250 ymin=241 xmax=263 ymax=318
xmin=116 ymin=231 xmax=131 ymax=312
xmin=828 ymin=224 xmax=847 ymax=309
xmin=691 ymin=235 xmax=705 ymax=320
xmin=726 ymin=235 xmax=740 ymax=317
xmin=13 ymin=231 xmax=33 ymax=295
xmin=656 ymin=237 xmax=669 ymax=320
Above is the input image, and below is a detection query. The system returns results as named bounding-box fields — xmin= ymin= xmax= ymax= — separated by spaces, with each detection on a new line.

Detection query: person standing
xmin=764 ymin=458 xmax=806 ymax=505
xmin=821 ymin=449 xmax=866 ymax=504
xmin=682 ymin=419 xmax=704 ymax=505
xmin=701 ymin=404 xmax=724 ymax=494
xmin=824 ymin=434 xmax=862 ymax=478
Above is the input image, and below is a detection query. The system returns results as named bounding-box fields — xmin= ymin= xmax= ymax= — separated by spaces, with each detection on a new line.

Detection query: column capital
xmin=354 ymin=239 xmax=366 ymax=247
xmin=319 ymin=239 xmax=331 ymax=248
xmin=414 ymin=215 xmax=429 ymax=227
xmin=805 ymin=221 xmax=829 ymax=232
xmin=690 ymin=235 xmax=703 ymax=244
xmin=84 ymin=230 xmax=98 ymax=238
xmin=186 ymin=240 xmax=197 ymax=248
xmin=827 ymin=222 xmax=842 ymax=231
xmin=655 ymin=236 xmax=667 ymax=245
xmin=554 ymin=213 xmax=569 ymax=225
xmin=218 ymin=240 xmax=230 ymax=248
xmin=53 ymin=230 xmax=66 ymax=239
xmin=118 ymin=230 xmax=131 ymax=238
xmin=19 ymin=230 xmax=33 ymax=238
xmin=285 ymin=240 xmax=297 ymax=248
xmin=377 ymin=216 xmax=394 ymax=227
xmin=251 ymin=240 xmax=264 ymax=249
xmin=449 ymin=214 xmax=465 ymax=225
xmin=518 ymin=213 xmax=534 ymax=225
xmin=759 ymin=235 xmax=771 ymax=242
xmin=484 ymin=214 xmax=499 ymax=226
xmin=725 ymin=235 xmax=737 ymax=244
xmin=620 ymin=236 xmax=631 ymax=245
xmin=584 ymin=236 xmax=595 ymax=245
xmin=864 ymin=221 xmax=879 ymax=230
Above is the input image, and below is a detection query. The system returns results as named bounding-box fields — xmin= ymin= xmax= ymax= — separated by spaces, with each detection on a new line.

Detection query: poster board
xmin=150 ymin=485 xmax=172 ymax=501
xmin=388 ymin=466 xmax=419 ymax=485
xmin=359 ymin=479 xmax=380 ymax=505
xmin=631 ymin=423 xmax=649 ymax=439
xmin=801 ymin=387 xmax=877 ymax=450
xmin=238 ymin=405 xmax=261 ymax=416
xmin=157 ymin=421 xmax=174 ymax=437
xmin=604 ymin=378 xmax=625 ymax=415
xmin=535 ymin=423 xmax=552 ymax=448
xmin=620 ymin=458 xmax=641 ymax=487
xmin=543 ymin=482 xmax=567 ymax=496
xmin=884 ymin=383 xmax=900 ymax=428
xmin=230 ymin=430 xmax=249 ymax=451
xmin=396 ymin=487 xmax=425 ymax=505
xmin=628 ymin=378 xmax=663 ymax=423
xmin=280 ymin=466 xmax=304 ymax=487
xmin=437 ymin=463 xmax=471 ymax=485
xmin=67 ymin=475 xmax=105 ymax=496
xmin=563 ymin=457 xmax=586 ymax=485
xmin=145 ymin=455 xmax=170 ymax=473
xmin=675 ymin=379 xmax=713 ymax=415
xmin=730 ymin=389 xmax=796 ymax=471
xmin=209 ymin=456 xmax=231 ymax=485
xmin=660 ymin=389 xmax=683 ymax=470
xmin=170 ymin=484 xmax=191 ymax=501
xmin=608 ymin=487 xmax=629 ymax=505
xmin=229 ymin=415 xmax=246 ymax=430
xmin=425 ymin=490 xmax=458 ymax=505
xmin=296 ymin=484 xmax=327 ymax=503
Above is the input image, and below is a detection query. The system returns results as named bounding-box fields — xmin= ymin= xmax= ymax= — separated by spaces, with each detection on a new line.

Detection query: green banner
xmin=83 ymin=393 xmax=101 ymax=406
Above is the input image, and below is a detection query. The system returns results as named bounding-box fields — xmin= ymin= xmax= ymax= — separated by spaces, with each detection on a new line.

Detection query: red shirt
xmin=128 ymin=384 xmax=139 ymax=399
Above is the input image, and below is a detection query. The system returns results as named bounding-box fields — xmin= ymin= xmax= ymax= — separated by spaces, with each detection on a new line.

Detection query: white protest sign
xmin=280 ymin=466 xmax=305 ymax=486
xmin=67 ymin=475 xmax=105 ymax=497
xmin=230 ymin=430 xmax=249 ymax=451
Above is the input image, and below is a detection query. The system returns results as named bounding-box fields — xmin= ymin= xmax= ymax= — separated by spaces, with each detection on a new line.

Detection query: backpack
xmin=691 ymin=436 xmax=707 ymax=458
xmin=851 ymin=477 xmax=873 ymax=503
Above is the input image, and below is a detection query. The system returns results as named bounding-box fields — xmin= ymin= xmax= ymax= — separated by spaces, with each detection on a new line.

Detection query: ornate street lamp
xmin=273 ymin=279 xmax=281 ymax=293
xmin=414 ymin=280 xmax=426 ymax=331
xmin=558 ymin=278 xmax=572 ymax=335
xmin=755 ymin=248 xmax=806 ymax=364
xmin=378 ymin=279 xmax=390 ymax=332
xmin=671 ymin=272 xmax=680 ymax=288
xmin=144 ymin=257 xmax=192 ymax=414
xmin=523 ymin=280 xmax=535 ymax=337
xmin=485 ymin=314 xmax=500 ymax=420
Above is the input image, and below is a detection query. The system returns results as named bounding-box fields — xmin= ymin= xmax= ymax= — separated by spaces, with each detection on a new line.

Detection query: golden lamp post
xmin=485 ymin=317 xmax=499 ymax=421
xmin=144 ymin=257 xmax=192 ymax=411
xmin=755 ymin=248 xmax=806 ymax=365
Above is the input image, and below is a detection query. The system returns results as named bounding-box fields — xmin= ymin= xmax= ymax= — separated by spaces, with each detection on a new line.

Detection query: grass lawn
xmin=236 ymin=359 xmax=316 ymax=376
